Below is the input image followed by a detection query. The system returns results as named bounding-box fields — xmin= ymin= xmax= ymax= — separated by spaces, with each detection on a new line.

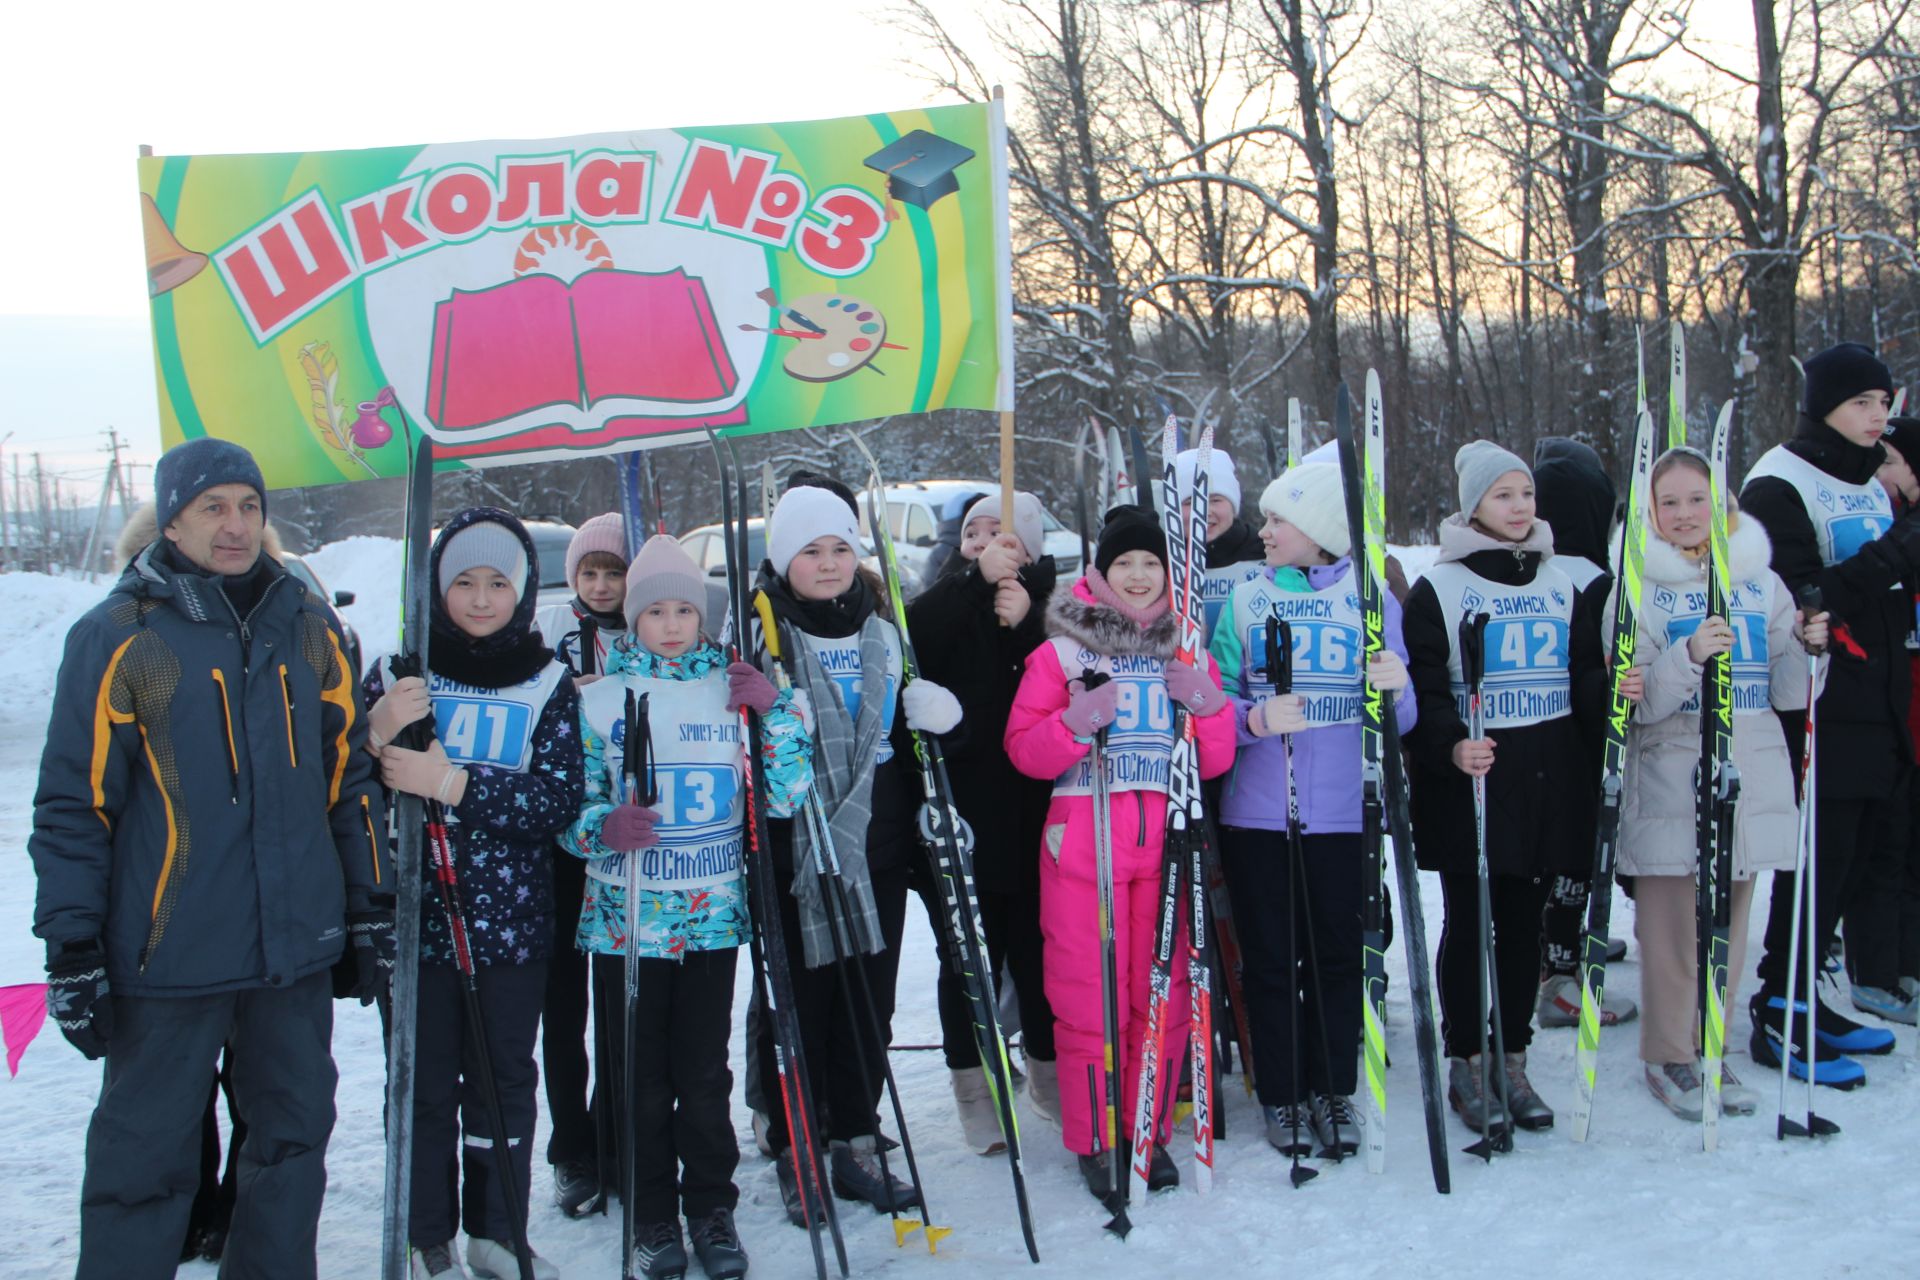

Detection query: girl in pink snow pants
xmin=1003 ymin=506 xmax=1235 ymax=1198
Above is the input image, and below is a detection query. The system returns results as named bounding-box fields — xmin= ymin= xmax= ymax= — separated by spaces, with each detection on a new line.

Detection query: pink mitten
xmin=1163 ymin=659 xmax=1222 ymax=716
xmin=725 ymin=661 xmax=779 ymax=715
xmin=1062 ymin=674 xmax=1121 ymax=737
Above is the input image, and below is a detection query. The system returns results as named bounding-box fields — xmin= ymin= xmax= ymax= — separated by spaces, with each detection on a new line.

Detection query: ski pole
xmin=1460 ymin=612 xmax=1511 ymax=1159
xmin=1778 ymin=585 xmax=1838 ymax=1138
xmin=1267 ymin=616 xmax=1318 ymax=1188
xmin=1089 ymin=719 xmax=1133 ymax=1236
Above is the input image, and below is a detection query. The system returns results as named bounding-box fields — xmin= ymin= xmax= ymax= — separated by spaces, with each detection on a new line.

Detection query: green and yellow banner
xmin=139 ymin=102 xmax=1009 ymax=489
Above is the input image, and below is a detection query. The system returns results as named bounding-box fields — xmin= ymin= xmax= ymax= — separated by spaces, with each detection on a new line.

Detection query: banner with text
xmin=139 ymin=103 xmax=1006 ymax=488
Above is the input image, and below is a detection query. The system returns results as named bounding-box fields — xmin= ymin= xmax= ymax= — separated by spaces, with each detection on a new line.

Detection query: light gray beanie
xmin=438 ymin=521 xmax=529 ymax=599
xmin=623 ymin=534 xmax=707 ymax=632
xmin=962 ymin=490 xmax=1046 ymax=562
xmin=1455 ymin=440 xmax=1532 ymax=518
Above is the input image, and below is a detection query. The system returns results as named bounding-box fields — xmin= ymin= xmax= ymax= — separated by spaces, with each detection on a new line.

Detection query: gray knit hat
xmin=1455 ymin=440 xmax=1532 ymax=518
xmin=962 ymin=491 xmax=1046 ymax=563
xmin=623 ymin=534 xmax=707 ymax=632
xmin=437 ymin=520 xmax=529 ymax=599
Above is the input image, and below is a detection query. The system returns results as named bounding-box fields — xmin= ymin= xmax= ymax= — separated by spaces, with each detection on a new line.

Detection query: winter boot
xmin=774 ymin=1153 xmax=823 ymax=1229
xmin=1447 ymin=1056 xmax=1511 ymax=1132
xmin=1025 ymin=1057 xmax=1060 ymax=1125
xmin=751 ymin=1110 xmax=774 ymax=1159
xmin=1263 ymin=1103 xmax=1314 ymax=1158
xmin=466 ymin=1238 xmax=558 ymax=1280
xmin=1749 ymin=994 xmax=1866 ymax=1090
xmin=1645 ymin=1061 xmax=1705 ymax=1121
xmin=1718 ymin=1060 xmax=1759 ymax=1116
xmin=1535 ymin=973 xmax=1637 ymax=1029
xmin=411 ymin=1243 xmax=471 ymax=1279
xmin=1146 ymin=1142 xmax=1179 ymax=1192
xmin=552 ymin=1159 xmax=603 ymax=1217
xmin=688 ymin=1207 xmax=749 ymax=1280
xmin=631 ymin=1220 xmax=689 ymax=1280
xmin=1309 ymin=1093 xmax=1362 ymax=1157
xmin=1502 ymin=1052 xmax=1555 ymax=1130
xmin=829 ymin=1136 xmax=920 ymax=1212
xmin=1606 ymin=936 xmax=1628 ymax=964
xmin=1077 ymin=1153 xmax=1120 ymax=1204
xmin=1850 ymin=984 xmax=1920 ymax=1026
xmin=950 ymin=1067 xmax=1007 ymax=1155
xmin=1811 ymin=992 xmax=1897 ymax=1053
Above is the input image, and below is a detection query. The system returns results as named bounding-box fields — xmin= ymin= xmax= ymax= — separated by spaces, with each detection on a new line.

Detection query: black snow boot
xmin=829 ymin=1136 xmax=920 ymax=1212
xmin=775 ymin=1154 xmax=823 ymax=1229
xmin=1077 ymin=1153 xmax=1119 ymax=1204
xmin=552 ymin=1159 xmax=603 ymax=1218
xmin=633 ymin=1219 xmax=689 ymax=1279
xmin=1146 ymin=1143 xmax=1179 ymax=1192
xmin=688 ymin=1207 xmax=749 ymax=1280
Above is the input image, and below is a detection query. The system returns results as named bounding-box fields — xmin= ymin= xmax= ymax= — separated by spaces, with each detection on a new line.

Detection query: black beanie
xmin=1094 ymin=504 xmax=1168 ymax=574
xmin=1803 ymin=342 xmax=1893 ymax=425
xmin=1882 ymin=416 xmax=1920 ymax=475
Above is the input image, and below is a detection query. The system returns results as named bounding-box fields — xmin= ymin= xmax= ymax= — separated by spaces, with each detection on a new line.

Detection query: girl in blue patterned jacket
xmin=562 ymin=535 xmax=812 ymax=1280
xmin=363 ymin=508 xmax=584 ymax=1280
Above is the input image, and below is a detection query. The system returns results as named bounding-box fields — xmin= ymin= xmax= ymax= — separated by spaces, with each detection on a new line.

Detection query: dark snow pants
xmin=926 ymin=870 xmax=1057 ymax=1070
xmin=1436 ymin=872 xmax=1551 ymax=1060
xmin=1758 ymin=797 xmax=1890 ymax=995
xmin=411 ymin=960 xmax=545 ymax=1249
xmin=78 ymin=970 xmax=335 ymax=1280
xmin=594 ymin=948 xmax=741 ymax=1222
xmin=542 ymin=850 xmax=599 ymax=1169
xmin=1843 ymin=771 xmax=1920 ymax=989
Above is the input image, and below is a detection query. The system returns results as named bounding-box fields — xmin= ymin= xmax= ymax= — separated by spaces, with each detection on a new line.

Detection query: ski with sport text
xmin=1700 ymin=401 xmax=1740 ymax=1150
xmin=1569 ymin=405 xmax=1657 ymax=1142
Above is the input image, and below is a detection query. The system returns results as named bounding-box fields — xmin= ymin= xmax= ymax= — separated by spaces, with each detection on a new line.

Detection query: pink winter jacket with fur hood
xmin=1004 ymin=575 xmax=1236 ymax=800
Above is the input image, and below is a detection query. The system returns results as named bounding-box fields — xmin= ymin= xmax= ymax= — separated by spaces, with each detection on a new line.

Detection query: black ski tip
xmin=1289 ymin=1164 xmax=1319 ymax=1188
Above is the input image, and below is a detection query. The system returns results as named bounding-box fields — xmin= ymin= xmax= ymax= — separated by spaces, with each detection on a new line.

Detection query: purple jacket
xmin=1209 ymin=559 xmax=1415 ymax=834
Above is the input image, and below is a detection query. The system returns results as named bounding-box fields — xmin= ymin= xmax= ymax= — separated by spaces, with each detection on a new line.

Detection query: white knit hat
xmin=1455 ymin=440 xmax=1532 ymax=519
xmin=769 ymin=485 xmax=863 ymax=578
xmin=437 ymin=520 xmax=529 ymax=599
xmin=1175 ymin=447 xmax=1242 ymax=512
xmin=962 ymin=490 xmax=1046 ymax=563
xmin=623 ymin=533 xmax=706 ymax=632
xmin=1258 ymin=464 xmax=1350 ymax=559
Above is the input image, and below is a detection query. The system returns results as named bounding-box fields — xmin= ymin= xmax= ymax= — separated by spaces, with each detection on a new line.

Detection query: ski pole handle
xmin=1265 ymin=615 xmax=1293 ymax=695
xmin=1796 ymin=585 xmax=1827 ymax=657
xmin=1459 ymin=612 xmax=1491 ymax=692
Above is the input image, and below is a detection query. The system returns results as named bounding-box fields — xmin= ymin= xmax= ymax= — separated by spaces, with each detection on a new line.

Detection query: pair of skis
xmin=379 ymin=434 xmax=536 ymax=1280
xmin=1331 ymin=374 xmax=1452 ymax=1191
xmin=1126 ymin=417 xmax=1218 ymax=1206
xmin=843 ymin=434 xmax=1033 ymax=1259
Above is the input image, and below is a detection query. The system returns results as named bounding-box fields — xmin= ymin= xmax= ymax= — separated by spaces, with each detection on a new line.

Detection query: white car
xmin=679 ymin=518 xmax=906 ymax=630
xmin=856 ymin=480 xmax=1084 ymax=592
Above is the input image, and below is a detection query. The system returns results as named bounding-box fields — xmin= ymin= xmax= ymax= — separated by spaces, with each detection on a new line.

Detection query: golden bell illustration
xmin=142 ymin=192 xmax=207 ymax=296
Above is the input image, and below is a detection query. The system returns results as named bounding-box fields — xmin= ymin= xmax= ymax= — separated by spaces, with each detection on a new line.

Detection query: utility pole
xmin=34 ymin=454 xmax=50 ymax=574
xmin=0 ymin=431 xmax=12 ymax=571
xmin=84 ymin=428 xmax=128 ymax=581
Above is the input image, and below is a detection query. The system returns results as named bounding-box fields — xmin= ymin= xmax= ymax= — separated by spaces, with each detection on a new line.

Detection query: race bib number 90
xmin=436 ymin=697 xmax=534 ymax=770
xmin=1114 ymin=679 xmax=1174 ymax=734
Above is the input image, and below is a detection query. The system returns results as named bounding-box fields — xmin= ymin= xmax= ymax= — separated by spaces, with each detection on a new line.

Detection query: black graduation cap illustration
xmin=864 ymin=130 xmax=975 ymax=217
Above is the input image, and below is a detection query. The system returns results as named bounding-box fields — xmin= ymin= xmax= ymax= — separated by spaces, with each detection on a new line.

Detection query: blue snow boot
xmin=1811 ymin=995 xmax=1896 ymax=1055
xmin=1750 ymin=993 xmax=1867 ymax=1089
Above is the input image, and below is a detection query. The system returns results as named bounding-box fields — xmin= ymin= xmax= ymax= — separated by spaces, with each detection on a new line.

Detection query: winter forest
xmin=270 ymin=0 xmax=1919 ymax=546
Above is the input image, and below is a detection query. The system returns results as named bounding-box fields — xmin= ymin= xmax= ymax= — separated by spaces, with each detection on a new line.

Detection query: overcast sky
xmin=0 ymin=1 xmax=987 ymax=469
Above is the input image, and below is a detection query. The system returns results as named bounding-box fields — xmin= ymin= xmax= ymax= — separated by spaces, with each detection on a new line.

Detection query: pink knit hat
xmin=623 ymin=534 xmax=707 ymax=633
xmin=565 ymin=512 xmax=627 ymax=586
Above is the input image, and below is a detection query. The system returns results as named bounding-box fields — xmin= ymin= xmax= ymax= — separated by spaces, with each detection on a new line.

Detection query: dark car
xmin=281 ymin=553 xmax=363 ymax=675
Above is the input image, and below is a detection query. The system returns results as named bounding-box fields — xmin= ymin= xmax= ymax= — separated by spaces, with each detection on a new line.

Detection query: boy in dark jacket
xmin=365 ymin=509 xmax=584 ymax=1279
xmin=1741 ymin=344 xmax=1910 ymax=1084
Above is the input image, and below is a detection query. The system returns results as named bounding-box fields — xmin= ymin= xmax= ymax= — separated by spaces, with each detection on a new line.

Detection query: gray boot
xmin=1309 ymin=1093 xmax=1362 ymax=1157
xmin=1262 ymin=1103 xmax=1314 ymax=1158
xmin=1447 ymin=1055 xmax=1511 ymax=1131
xmin=1502 ymin=1052 xmax=1555 ymax=1130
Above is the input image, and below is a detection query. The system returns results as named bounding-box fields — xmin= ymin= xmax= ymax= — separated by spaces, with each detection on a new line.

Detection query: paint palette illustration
xmin=743 ymin=288 xmax=908 ymax=383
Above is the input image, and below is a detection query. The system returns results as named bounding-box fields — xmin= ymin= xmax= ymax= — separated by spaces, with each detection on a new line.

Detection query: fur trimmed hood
xmin=1641 ymin=511 xmax=1772 ymax=587
xmin=1046 ymin=576 xmax=1180 ymax=659
xmin=1435 ymin=511 xmax=1557 ymax=563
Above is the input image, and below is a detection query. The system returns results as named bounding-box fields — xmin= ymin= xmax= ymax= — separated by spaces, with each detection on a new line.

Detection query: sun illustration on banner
xmin=513 ymin=224 xmax=615 ymax=281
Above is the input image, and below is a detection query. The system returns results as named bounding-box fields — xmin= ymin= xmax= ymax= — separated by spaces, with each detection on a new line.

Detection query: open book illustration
xmin=426 ymin=268 xmax=739 ymax=431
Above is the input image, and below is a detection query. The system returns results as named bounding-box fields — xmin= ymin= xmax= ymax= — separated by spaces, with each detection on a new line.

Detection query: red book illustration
xmin=427 ymin=269 xmax=738 ymax=431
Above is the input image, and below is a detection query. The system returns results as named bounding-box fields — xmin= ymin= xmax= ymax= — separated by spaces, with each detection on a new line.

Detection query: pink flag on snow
xmin=0 ymin=983 xmax=49 ymax=1076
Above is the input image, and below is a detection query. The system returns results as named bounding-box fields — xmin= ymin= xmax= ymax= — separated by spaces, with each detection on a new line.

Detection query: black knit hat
xmin=1803 ymin=342 xmax=1893 ymax=424
xmin=1881 ymin=417 xmax=1920 ymax=475
xmin=154 ymin=437 xmax=267 ymax=530
xmin=1093 ymin=504 xmax=1167 ymax=575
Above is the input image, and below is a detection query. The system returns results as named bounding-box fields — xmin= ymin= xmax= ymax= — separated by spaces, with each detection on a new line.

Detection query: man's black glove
xmin=347 ymin=902 xmax=397 ymax=1006
xmin=46 ymin=942 xmax=113 ymax=1060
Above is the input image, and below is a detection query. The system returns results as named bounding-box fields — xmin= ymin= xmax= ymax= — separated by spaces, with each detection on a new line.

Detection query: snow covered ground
xmin=4 ymin=554 xmax=1918 ymax=1279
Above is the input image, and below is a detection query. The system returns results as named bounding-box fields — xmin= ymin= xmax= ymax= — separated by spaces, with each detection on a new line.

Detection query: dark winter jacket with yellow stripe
xmin=30 ymin=542 xmax=389 ymax=997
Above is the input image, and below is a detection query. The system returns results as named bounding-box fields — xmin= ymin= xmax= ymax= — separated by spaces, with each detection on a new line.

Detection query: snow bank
xmin=0 ymin=573 xmax=116 ymax=728
xmin=306 ymin=536 xmax=402 ymax=669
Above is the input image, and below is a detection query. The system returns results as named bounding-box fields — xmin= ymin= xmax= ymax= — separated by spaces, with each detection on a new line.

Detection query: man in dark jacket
xmin=1529 ymin=438 xmax=1638 ymax=1029
xmin=30 ymin=438 xmax=391 ymax=1280
xmin=907 ymin=491 xmax=1061 ymax=1145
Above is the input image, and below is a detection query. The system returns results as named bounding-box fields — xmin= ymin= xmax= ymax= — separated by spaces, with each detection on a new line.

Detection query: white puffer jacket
xmin=1615 ymin=516 xmax=1824 ymax=879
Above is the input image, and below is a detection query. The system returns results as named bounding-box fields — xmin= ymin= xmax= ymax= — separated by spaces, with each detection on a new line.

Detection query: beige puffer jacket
xmin=1615 ymin=515 xmax=1823 ymax=879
